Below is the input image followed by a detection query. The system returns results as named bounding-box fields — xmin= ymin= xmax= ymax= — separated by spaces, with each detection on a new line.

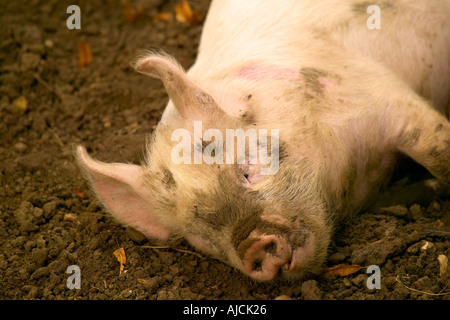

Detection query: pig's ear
xmin=75 ymin=146 xmax=171 ymax=240
xmin=133 ymin=54 xmax=226 ymax=120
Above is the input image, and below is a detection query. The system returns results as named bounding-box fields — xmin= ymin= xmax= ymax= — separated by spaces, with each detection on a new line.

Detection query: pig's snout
xmin=242 ymin=235 xmax=291 ymax=281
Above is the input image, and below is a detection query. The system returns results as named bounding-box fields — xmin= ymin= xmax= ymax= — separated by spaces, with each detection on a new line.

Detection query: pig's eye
xmin=240 ymin=165 xmax=264 ymax=185
xmin=242 ymin=167 xmax=251 ymax=183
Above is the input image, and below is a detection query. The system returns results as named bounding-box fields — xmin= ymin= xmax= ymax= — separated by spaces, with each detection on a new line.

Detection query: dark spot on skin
xmin=352 ymin=1 xmax=372 ymax=13
xmin=193 ymin=205 xmax=199 ymax=218
xmin=162 ymin=168 xmax=175 ymax=187
xmin=241 ymin=112 xmax=255 ymax=124
xmin=195 ymin=90 xmax=221 ymax=114
xmin=426 ymin=139 xmax=450 ymax=180
xmin=247 ymin=94 xmax=252 ymax=100
xmin=278 ymin=141 xmax=288 ymax=162
xmin=232 ymin=212 xmax=262 ymax=250
xmin=201 ymin=139 xmax=216 ymax=157
xmin=289 ymin=231 xmax=307 ymax=248
xmin=300 ymin=67 xmax=328 ymax=96
xmin=435 ymin=123 xmax=443 ymax=132
xmin=397 ymin=128 xmax=421 ymax=148
xmin=428 ymin=147 xmax=441 ymax=157
xmin=194 ymin=199 xmax=234 ymax=230
xmin=193 ymin=171 xmax=255 ymax=232
xmin=201 ymin=139 xmax=208 ymax=150
xmin=352 ymin=1 xmax=393 ymax=14
xmin=254 ymin=220 xmax=291 ymax=239
xmin=257 ymin=138 xmax=286 ymax=165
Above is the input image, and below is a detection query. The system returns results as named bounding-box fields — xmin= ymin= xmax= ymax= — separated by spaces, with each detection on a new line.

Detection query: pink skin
xmin=238 ymin=65 xmax=301 ymax=82
xmin=238 ymin=64 xmax=340 ymax=93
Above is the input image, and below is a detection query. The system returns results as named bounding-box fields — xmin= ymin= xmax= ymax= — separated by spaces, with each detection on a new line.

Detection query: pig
xmin=76 ymin=0 xmax=450 ymax=282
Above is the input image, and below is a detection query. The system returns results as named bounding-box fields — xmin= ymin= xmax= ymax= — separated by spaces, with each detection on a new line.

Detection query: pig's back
xmin=190 ymin=0 xmax=450 ymax=114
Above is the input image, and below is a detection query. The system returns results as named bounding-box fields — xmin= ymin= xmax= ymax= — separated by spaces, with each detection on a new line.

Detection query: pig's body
xmin=160 ymin=0 xmax=450 ymax=218
xmin=77 ymin=0 xmax=450 ymax=281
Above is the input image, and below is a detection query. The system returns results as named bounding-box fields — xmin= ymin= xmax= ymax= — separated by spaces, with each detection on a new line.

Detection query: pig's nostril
xmin=252 ymin=259 xmax=263 ymax=271
xmin=263 ymin=241 xmax=277 ymax=254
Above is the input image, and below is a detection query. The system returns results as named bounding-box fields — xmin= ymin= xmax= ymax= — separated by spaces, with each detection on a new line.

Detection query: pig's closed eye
xmin=242 ymin=167 xmax=251 ymax=183
xmin=240 ymin=165 xmax=264 ymax=185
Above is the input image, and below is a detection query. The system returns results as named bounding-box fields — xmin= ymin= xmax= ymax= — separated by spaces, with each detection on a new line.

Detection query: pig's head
xmin=76 ymin=53 xmax=331 ymax=281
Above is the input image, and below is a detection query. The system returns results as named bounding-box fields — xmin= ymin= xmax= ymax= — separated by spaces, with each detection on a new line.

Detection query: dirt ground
xmin=1 ymin=0 xmax=449 ymax=300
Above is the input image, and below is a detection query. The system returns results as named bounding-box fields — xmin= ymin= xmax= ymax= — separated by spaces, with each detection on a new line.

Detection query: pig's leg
xmin=393 ymin=99 xmax=450 ymax=182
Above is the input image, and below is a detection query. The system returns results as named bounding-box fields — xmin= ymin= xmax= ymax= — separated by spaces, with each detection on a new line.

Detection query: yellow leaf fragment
xmin=113 ymin=247 xmax=126 ymax=275
xmin=78 ymin=42 xmax=92 ymax=67
xmin=175 ymin=0 xmax=203 ymax=24
xmin=153 ymin=12 xmax=172 ymax=23
xmin=321 ymin=264 xmax=364 ymax=277
xmin=122 ymin=0 xmax=145 ymax=22
xmin=12 ymin=96 xmax=28 ymax=112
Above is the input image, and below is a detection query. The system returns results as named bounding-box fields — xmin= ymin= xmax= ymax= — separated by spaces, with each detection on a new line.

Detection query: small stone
xmin=156 ymin=289 xmax=169 ymax=300
xmin=20 ymin=52 xmax=41 ymax=70
xmin=379 ymin=205 xmax=410 ymax=221
xmin=138 ymin=276 xmax=161 ymax=293
xmin=438 ymin=255 xmax=448 ymax=277
xmin=44 ymin=39 xmax=54 ymax=48
xmin=33 ymin=207 xmax=43 ymax=219
xmin=351 ymin=274 xmax=368 ymax=286
xmin=274 ymin=295 xmax=292 ymax=300
xmin=427 ymin=200 xmax=441 ymax=212
xmin=43 ymin=200 xmax=58 ymax=219
xmin=420 ymin=241 xmax=435 ymax=253
xmin=328 ymin=252 xmax=347 ymax=264
xmin=31 ymin=248 xmax=48 ymax=267
xmin=14 ymin=201 xmax=37 ymax=232
xmin=17 ymin=152 xmax=48 ymax=172
xmin=30 ymin=266 xmax=49 ymax=280
xmin=120 ymin=289 xmax=133 ymax=299
xmin=301 ymin=280 xmax=322 ymax=300
xmin=407 ymin=242 xmax=421 ymax=255
xmin=413 ymin=276 xmax=432 ymax=291
xmin=13 ymin=142 xmax=27 ymax=153
xmin=343 ymin=278 xmax=352 ymax=288
xmin=158 ymin=251 xmax=174 ymax=265
xmin=126 ymin=227 xmax=147 ymax=244
xmin=12 ymin=96 xmax=28 ymax=112
xmin=63 ymin=213 xmax=78 ymax=222
xmin=409 ymin=204 xmax=422 ymax=220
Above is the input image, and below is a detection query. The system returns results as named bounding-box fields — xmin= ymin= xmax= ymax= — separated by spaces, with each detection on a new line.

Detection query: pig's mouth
xmin=283 ymin=234 xmax=316 ymax=274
